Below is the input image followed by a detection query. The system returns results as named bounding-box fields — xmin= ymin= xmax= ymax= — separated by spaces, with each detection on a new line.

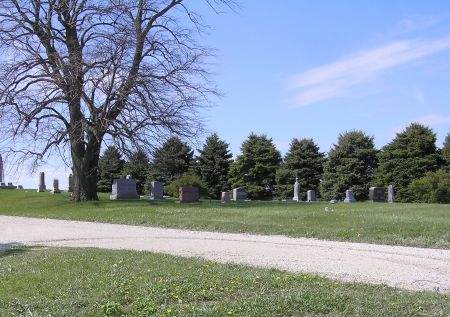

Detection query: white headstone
xmin=388 ymin=185 xmax=394 ymax=203
xmin=343 ymin=189 xmax=356 ymax=203
xmin=306 ymin=189 xmax=316 ymax=202
xmin=293 ymin=177 xmax=300 ymax=202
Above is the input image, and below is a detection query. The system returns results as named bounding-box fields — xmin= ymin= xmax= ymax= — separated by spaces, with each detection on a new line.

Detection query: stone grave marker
xmin=52 ymin=179 xmax=61 ymax=194
xmin=293 ymin=177 xmax=300 ymax=202
xmin=68 ymin=174 xmax=74 ymax=192
xmin=221 ymin=191 xmax=231 ymax=203
xmin=149 ymin=181 xmax=164 ymax=200
xmin=388 ymin=185 xmax=394 ymax=203
xmin=369 ymin=186 xmax=385 ymax=202
xmin=37 ymin=172 xmax=46 ymax=192
xmin=110 ymin=176 xmax=139 ymax=200
xmin=307 ymin=189 xmax=316 ymax=202
xmin=232 ymin=187 xmax=247 ymax=201
xmin=343 ymin=189 xmax=356 ymax=203
xmin=179 ymin=186 xmax=199 ymax=203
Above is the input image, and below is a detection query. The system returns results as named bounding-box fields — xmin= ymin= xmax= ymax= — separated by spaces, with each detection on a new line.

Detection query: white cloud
xmin=392 ymin=114 xmax=450 ymax=135
xmin=289 ymin=35 xmax=450 ymax=107
xmin=394 ymin=15 xmax=442 ymax=35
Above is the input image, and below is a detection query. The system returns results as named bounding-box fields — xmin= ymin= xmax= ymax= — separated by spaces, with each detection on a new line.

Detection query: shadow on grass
xmin=0 ymin=243 xmax=28 ymax=258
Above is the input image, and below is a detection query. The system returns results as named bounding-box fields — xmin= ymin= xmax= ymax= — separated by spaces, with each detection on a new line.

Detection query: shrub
xmin=409 ymin=169 xmax=450 ymax=203
xmin=165 ymin=172 xmax=207 ymax=198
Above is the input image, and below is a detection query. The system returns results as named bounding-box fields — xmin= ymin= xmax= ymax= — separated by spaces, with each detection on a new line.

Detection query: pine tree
xmin=321 ymin=130 xmax=377 ymax=201
xmin=97 ymin=146 xmax=125 ymax=193
xmin=374 ymin=123 xmax=440 ymax=202
xmin=276 ymin=138 xmax=324 ymax=199
xmin=151 ymin=136 xmax=194 ymax=184
xmin=229 ymin=133 xmax=281 ymax=200
xmin=442 ymin=133 xmax=450 ymax=171
xmin=123 ymin=149 xmax=151 ymax=195
xmin=196 ymin=133 xmax=232 ymax=199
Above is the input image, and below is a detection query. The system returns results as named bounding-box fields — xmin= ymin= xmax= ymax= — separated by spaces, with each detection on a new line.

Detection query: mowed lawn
xmin=0 ymin=190 xmax=449 ymax=248
xmin=0 ymin=247 xmax=448 ymax=316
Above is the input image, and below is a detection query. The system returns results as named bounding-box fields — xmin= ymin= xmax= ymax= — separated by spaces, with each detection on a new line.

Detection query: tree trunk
xmin=70 ymin=138 xmax=102 ymax=202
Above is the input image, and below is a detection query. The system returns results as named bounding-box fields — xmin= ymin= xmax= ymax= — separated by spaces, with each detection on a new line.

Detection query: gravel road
xmin=1 ymin=215 xmax=449 ymax=293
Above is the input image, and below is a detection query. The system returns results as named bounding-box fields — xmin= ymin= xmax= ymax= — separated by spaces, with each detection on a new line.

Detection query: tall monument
xmin=0 ymin=154 xmax=4 ymax=184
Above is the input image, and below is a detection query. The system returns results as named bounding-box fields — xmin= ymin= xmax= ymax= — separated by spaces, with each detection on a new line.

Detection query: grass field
xmin=0 ymin=247 xmax=448 ymax=316
xmin=0 ymin=190 xmax=449 ymax=248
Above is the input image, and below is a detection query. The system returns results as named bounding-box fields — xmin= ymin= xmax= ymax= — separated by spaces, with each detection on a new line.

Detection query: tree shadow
xmin=0 ymin=242 xmax=27 ymax=258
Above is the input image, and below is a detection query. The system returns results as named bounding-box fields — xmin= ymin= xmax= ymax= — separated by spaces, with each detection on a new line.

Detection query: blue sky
xmin=5 ymin=0 xmax=450 ymax=188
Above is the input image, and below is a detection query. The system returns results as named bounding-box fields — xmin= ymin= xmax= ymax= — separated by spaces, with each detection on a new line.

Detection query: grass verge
xmin=0 ymin=247 xmax=449 ymax=316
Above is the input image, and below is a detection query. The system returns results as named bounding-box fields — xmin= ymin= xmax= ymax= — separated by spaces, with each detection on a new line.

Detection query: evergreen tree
xmin=196 ymin=133 xmax=232 ymax=199
xmin=276 ymin=138 xmax=324 ymax=199
xmin=321 ymin=130 xmax=377 ymax=201
xmin=151 ymin=136 xmax=194 ymax=184
xmin=123 ymin=149 xmax=151 ymax=195
xmin=442 ymin=133 xmax=450 ymax=170
xmin=229 ymin=134 xmax=281 ymax=200
xmin=97 ymin=146 xmax=125 ymax=193
xmin=374 ymin=123 xmax=440 ymax=202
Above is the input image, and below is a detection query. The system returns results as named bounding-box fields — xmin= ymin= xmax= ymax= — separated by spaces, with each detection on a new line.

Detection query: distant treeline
xmin=97 ymin=123 xmax=450 ymax=203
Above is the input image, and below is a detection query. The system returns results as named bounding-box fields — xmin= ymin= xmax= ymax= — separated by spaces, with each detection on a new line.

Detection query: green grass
xmin=0 ymin=190 xmax=449 ymax=248
xmin=0 ymin=247 xmax=448 ymax=316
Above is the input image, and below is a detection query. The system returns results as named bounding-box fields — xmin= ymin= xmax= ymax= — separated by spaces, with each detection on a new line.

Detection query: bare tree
xmin=0 ymin=0 xmax=232 ymax=201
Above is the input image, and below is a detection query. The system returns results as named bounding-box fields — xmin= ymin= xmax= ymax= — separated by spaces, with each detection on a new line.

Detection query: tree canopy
xmin=374 ymin=123 xmax=440 ymax=202
xmin=321 ymin=130 xmax=377 ymax=201
xmin=276 ymin=138 xmax=324 ymax=199
xmin=229 ymin=134 xmax=281 ymax=200
xmin=196 ymin=133 xmax=232 ymax=199
xmin=0 ymin=0 xmax=229 ymax=200
xmin=151 ymin=136 xmax=194 ymax=184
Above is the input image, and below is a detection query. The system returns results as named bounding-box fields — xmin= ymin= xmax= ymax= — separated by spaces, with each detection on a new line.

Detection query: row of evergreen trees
xmin=97 ymin=123 xmax=450 ymax=202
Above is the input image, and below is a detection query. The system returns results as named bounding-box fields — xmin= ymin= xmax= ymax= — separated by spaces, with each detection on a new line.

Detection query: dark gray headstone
xmin=179 ymin=186 xmax=199 ymax=203
xmin=110 ymin=178 xmax=139 ymax=200
xmin=343 ymin=189 xmax=356 ymax=203
xmin=37 ymin=172 xmax=46 ymax=192
xmin=369 ymin=186 xmax=385 ymax=202
xmin=149 ymin=181 xmax=164 ymax=200
xmin=52 ymin=179 xmax=61 ymax=194
xmin=307 ymin=189 xmax=317 ymax=202
xmin=232 ymin=187 xmax=247 ymax=201
xmin=388 ymin=185 xmax=394 ymax=203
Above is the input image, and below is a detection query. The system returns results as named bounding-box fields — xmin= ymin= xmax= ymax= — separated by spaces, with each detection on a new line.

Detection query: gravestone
xmin=68 ymin=174 xmax=74 ymax=192
xmin=232 ymin=187 xmax=247 ymax=201
xmin=369 ymin=186 xmax=385 ymax=202
xmin=388 ymin=185 xmax=394 ymax=203
xmin=307 ymin=189 xmax=317 ymax=202
xmin=179 ymin=186 xmax=199 ymax=203
xmin=343 ymin=189 xmax=356 ymax=203
xmin=293 ymin=177 xmax=300 ymax=202
xmin=149 ymin=181 xmax=164 ymax=200
xmin=37 ymin=172 xmax=46 ymax=192
xmin=52 ymin=179 xmax=61 ymax=194
xmin=221 ymin=191 xmax=231 ymax=203
xmin=110 ymin=176 xmax=139 ymax=200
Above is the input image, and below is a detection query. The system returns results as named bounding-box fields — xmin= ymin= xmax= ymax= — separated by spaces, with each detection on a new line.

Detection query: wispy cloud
xmin=394 ymin=15 xmax=442 ymax=35
xmin=289 ymin=35 xmax=450 ymax=107
xmin=392 ymin=114 xmax=450 ymax=135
